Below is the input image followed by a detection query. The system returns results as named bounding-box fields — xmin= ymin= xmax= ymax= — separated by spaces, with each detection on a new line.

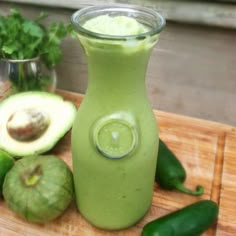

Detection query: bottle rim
xmin=71 ymin=4 xmax=166 ymax=41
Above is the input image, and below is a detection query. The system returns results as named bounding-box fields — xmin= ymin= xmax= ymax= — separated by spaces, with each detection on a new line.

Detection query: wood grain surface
xmin=0 ymin=90 xmax=235 ymax=236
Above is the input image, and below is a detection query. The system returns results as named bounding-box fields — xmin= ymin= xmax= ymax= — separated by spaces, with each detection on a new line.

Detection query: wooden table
xmin=0 ymin=90 xmax=235 ymax=236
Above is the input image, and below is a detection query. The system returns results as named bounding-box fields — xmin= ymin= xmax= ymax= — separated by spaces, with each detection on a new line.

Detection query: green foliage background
xmin=0 ymin=9 xmax=71 ymax=69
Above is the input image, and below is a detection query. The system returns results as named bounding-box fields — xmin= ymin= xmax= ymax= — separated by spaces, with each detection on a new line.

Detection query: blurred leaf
xmin=0 ymin=8 xmax=70 ymax=67
xmin=23 ymin=21 xmax=44 ymax=38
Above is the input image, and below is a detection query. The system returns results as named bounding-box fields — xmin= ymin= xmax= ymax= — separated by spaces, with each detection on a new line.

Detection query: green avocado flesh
xmin=0 ymin=92 xmax=77 ymax=157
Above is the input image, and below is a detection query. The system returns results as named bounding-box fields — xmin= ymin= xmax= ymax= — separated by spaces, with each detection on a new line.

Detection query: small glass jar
xmin=0 ymin=57 xmax=57 ymax=100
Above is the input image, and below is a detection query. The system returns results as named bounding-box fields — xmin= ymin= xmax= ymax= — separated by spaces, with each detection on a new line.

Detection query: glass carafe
xmin=71 ymin=4 xmax=165 ymax=230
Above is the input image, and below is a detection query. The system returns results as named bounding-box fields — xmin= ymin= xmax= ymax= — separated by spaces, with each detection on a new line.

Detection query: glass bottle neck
xmin=80 ymin=36 xmax=156 ymax=98
xmin=88 ymin=49 xmax=152 ymax=92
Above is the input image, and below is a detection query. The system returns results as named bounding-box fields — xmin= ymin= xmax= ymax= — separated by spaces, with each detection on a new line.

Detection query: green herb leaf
xmin=1 ymin=45 xmax=15 ymax=55
xmin=0 ymin=8 xmax=71 ymax=67
xmin=22 ymin=21 xmax=44 ymax=38
xmin=41 ymin=44 xmax=62 ymax=69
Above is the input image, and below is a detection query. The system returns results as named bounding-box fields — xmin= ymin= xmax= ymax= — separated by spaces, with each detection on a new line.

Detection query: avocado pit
xmin=7 ymin=108 xmax=50 ymax=142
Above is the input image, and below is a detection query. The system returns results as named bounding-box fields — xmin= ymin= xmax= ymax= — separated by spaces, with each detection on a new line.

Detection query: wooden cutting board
xmin=0 ymin=90 xmax=235 ymax=236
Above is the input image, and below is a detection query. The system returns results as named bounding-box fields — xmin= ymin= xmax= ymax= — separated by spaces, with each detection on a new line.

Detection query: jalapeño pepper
xmin=141 ymin=200 xmax=219 ymax=236
xmin=156 ymin=139 xmax=204 ymax=196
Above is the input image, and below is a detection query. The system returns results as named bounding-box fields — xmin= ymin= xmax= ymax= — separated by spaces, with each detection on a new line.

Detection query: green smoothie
xmin=71 ymin=6 xmax=165 ymax=230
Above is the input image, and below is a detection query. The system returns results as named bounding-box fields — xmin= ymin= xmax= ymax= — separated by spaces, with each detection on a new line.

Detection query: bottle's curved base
xmin=78 ymin=203 xmax=151 ymax=231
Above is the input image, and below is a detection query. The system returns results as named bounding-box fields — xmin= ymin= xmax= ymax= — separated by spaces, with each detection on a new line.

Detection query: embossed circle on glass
xmin=93 ymin=117 xmax=138 ymax=159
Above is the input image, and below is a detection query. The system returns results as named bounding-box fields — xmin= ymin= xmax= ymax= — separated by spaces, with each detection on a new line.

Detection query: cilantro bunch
xmin=0 ymin=9 xmax=71 ymax=68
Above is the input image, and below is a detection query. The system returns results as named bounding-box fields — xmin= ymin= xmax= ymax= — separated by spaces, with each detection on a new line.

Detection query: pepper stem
xmin=175 ymin=182 xmax=204 ymax=196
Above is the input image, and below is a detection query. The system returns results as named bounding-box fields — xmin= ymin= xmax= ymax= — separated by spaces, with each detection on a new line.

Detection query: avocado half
xmin=0 ymin=92 xmax=77 ymax=157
